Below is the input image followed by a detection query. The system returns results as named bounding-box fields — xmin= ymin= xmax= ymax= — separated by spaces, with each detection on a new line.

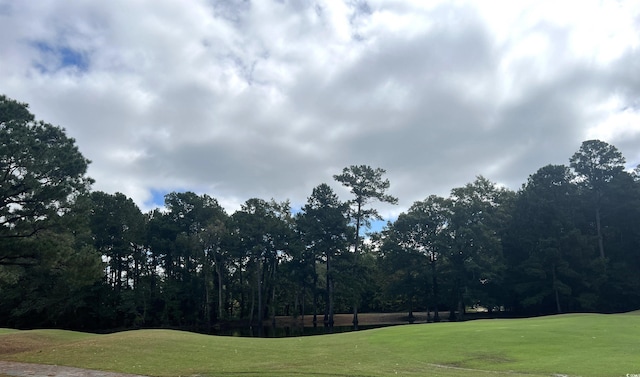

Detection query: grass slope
xmin=1 ymin=312 xmax=639 ymax=377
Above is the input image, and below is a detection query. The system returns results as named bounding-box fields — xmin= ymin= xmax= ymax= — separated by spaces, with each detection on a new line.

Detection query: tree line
xmin=1 ymin=94 xmax=639 ymax=332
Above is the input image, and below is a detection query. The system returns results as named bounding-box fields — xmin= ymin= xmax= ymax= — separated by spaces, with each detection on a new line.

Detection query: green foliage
xmin=378 ymin=195 xmax=450 ymax=318
xmin=505 ymin=165 xmax=591 ymax=313
xmin=443 ymin=176 xmax=514 ymax=319
xmin=0 ymin=95 xmax=99 ymax=328
xmin=0 ymin=95 xmax=92 ymax=243
xmin=3 ymin=92 xmax=640 ymax=330
xmin=143 ymin=192 xmax=230 ymax=329
xmin=570 ymin=139 xmax=626 ymax=190
xmin=570 ymin=139 xmax=627 ymax=261
xmin=333 ymin=165 xmax=398 ymax=229
xmin=334 ymin=165 xmax=398 ymax=325
xmin=231 ymin=198 xmax=298 ymax=324
xmin=297 ymin=183 xmax=352 ymax=325
xmin=0 ymin=229 xmax=102 ymax=328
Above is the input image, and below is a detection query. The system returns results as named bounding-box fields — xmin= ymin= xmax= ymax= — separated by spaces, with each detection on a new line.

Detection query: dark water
xmin=211 ymin=324 xmax=393 ymax=338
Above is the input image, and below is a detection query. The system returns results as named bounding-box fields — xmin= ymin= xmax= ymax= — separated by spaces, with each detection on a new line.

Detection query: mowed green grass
xmin=1 ymin=312 xmax=639 ymax=377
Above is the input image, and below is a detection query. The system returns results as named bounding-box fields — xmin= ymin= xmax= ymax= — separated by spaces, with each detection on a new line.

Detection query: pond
xmin=211 ymin=324 xmax=394 ymax=337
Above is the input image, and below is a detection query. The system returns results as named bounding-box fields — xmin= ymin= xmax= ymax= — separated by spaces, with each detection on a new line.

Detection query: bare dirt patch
xmin=0 ymin=334 xmax=51 ymax=356
xmin=0 ymin=361 xmax=148 ymax=377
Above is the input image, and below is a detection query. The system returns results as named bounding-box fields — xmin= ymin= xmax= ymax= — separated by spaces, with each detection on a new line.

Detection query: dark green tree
xmin=161 ymin=192 xmax=227 ymax=329
xmin=333 ymin=165 xmax=397 ymax=327
xmin=88 ymin=192 xmax=145 ymax=290
xmin=0 ymin=95 xmax=92 ymax=264
xmin=570 ymin=139 xmax=625 ymax=261
xmin=590 ymin=168 xmax=640 ymax=311
xmin=504 ymin=165 xmax=592 ymax=314
xmin=0 ymin=95 xmax=98 ymax=328
xmin=444 ymin=176 xmax=513 ymax=320
xmin=377 ymin=225 xmax=427 ymax=319
xmin=0 ymin=227 xmax=102 ymax=328
xmin=232 ymin=198 xmax=295 ymax=328
xmin=86 ymin=191 xmax=148 ymax=327
xmin=145 ymin=207 xmax=181 ymax=326
xmin=382 ymin=195 xmax=449 ymax=321
xmin=297 ymin=183 xmax=351 ymax=327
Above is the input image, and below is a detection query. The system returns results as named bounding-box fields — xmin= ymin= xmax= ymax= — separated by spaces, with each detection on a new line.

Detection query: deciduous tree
xmin=445 ymin=176 xmax=513 ymax=320
xmin=383 ymin=195 xmax=449 ymax=321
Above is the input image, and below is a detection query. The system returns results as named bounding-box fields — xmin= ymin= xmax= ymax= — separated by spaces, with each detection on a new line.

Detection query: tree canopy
xmin=2 ymin=94 xmax=639 ymax=332
xmin=0 ymin=95 xmax=92 ymax=244
xmin=0 ymin=95 xmax=98 ymax=327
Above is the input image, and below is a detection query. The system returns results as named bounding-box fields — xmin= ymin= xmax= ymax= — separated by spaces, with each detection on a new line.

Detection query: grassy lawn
xmin=1 ymin=312 xmax=639 ymax=377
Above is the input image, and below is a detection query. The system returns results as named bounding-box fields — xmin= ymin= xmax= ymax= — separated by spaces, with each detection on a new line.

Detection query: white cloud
xmin=1 ymin=0 xmax=638 ymax=217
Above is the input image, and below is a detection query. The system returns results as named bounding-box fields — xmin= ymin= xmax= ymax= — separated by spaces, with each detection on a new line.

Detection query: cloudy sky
xmin=2 ymin=0 xmax=639 ymax=219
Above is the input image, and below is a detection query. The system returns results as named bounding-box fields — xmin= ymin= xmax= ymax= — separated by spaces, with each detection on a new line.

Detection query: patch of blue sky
xmin=367 ymin=219 xmax=389 ymax=234
xmin=31 ymin=41 xmax=89 ymax=73
xmin=145 ymin=188 xmax=170 ymax=210
xmin=289 ymin=204 xmax=392 ymax=234
xmin=0 ymin=2 xmax=12 ymax=15
xmin=143 ymin=190 xmax=396 ymax=234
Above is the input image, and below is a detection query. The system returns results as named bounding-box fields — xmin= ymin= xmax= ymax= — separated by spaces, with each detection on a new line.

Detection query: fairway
xmin=1 ymin=312 xmax=639 ymax=377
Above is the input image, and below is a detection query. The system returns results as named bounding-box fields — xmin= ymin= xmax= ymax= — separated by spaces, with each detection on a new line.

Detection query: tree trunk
xmin=312 ymin=264 xmax=318 ymax=327
xmin=204 ymin=267 xmax=211 ymax=330
xmin=595 ymin=206 xmax=605 ymax=260
xmin=249 ymin=285 xmax=255 ymax=326
xmin=256 ymin=260 xmax=262 ymax=325
xmin=552 ymin=265 xmax=562 ymax=314
xmin=352 ymin=202 xmax=362 ymax=329
xmin=217 ymin=266 xmax=224 ymax=320
xmin=450 ymin=276 xmax=464 ymax=321
xmin=431 ymin=258 xmax=440 ymax=322
xmin=301 ymin=287 xmax=305 ymax=324
xmin=238 ymin=267 xmax=245 ymax=319
xmin=407 ymin=270 xmax=414 ymax=321
xmin=133 ymin=251 xmax=140 ymax=289
xmin=457 ymin=293 xmax=465 ymax=321
xmin=214 ymin=253 xmax=224 ymax=320
xmin=271 ymin=282 xmax=276 ymax=328
xmin=324 ymin=272 xmax=329 ymax=326
xmin=408 ymin=296 xmax=414 ymax=322
xmin=329 ymin=276 xmax=335 ymax=328
xmin=325 ymin=250 xmax=334 ymax=327
xmin=270 ymin=255 xmax=277 ymax=328
xmin=352 ymin=303 xmax=359 ymax=329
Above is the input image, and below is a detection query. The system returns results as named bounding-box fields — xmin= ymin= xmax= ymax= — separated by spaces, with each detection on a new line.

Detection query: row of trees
xmin=381 ymin=150 xmax=640 ymax=321
xmin=1 ymin=95 xmax=639 ymax=332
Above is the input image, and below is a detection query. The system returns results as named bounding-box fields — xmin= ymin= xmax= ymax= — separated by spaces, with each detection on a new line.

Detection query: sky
xmin=1 ymin=0 xmax=639 ymax=220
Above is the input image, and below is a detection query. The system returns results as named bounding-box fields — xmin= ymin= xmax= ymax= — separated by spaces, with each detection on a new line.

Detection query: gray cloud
xmin=1 ymin=0 xmax=638 ymax=216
